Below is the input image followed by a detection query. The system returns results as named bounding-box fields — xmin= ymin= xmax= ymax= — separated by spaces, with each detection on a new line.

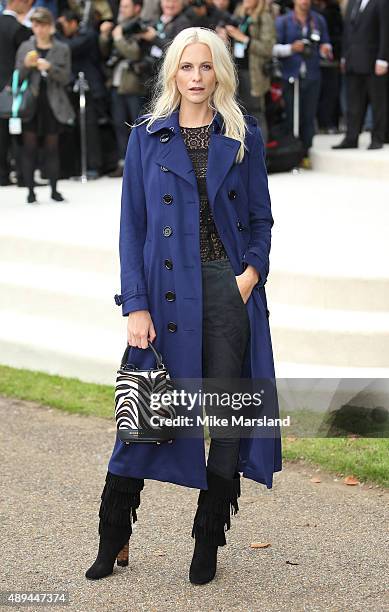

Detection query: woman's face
xmin=31 ymin=20 xmax=52 ymax=41
xmin=175 ymin=43 xmax=217 ymax=107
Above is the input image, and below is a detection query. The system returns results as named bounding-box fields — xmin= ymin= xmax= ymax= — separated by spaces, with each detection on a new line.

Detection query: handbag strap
xmin=120 ymin=340 xmax=165 ymax=370
xmin=11 ymin=69 xmax=28 ymax=119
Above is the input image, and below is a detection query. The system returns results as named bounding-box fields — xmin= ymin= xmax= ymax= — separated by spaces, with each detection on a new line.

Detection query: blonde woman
xmin=86 ymin=26 xmax=281 ymax=585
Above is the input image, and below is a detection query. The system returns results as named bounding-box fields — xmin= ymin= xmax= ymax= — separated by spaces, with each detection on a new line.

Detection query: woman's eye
xmin=181 ymin=65 xmax=212 ymax=70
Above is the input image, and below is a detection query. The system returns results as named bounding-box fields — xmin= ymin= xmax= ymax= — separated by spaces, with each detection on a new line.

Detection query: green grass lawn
xmin=1 ymin=364 xmax=388 ymax=488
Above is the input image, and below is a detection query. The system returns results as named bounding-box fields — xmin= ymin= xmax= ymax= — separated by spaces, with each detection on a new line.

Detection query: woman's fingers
xmin=127 ymin=312 xmax=158 ymax=347
xmin=149 ymin=319 xmax=157 ymax=343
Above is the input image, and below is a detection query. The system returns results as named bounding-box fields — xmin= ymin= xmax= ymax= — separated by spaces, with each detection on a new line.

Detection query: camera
xmin=301 ymin=28 xmax=321 ymax=58
xmin=216 ymin=15 xmax=245 ymax=29
xmin=105 ymin=19 xmax=152 ymax=69
xmin=121 ymin=18 xmax=152 ymax=38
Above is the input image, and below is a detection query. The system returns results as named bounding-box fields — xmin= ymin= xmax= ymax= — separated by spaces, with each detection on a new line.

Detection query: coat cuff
xmin=114 ymin=290 xmax=149 ymax=316
xmin=242 ymin=252 xmax=268 ymax=288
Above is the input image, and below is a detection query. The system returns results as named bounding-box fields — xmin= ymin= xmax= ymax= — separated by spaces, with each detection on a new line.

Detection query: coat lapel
xmin=149 ymin=109 xmax=241 ymax=211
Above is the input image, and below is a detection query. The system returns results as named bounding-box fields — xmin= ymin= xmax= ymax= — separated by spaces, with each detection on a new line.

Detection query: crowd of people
xmin=0 ymin=0 xmax=388 ymax=202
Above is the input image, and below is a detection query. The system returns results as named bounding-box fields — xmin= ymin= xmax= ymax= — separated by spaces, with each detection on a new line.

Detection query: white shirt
xmin=2 ymin=9 xmax=18 ymax=17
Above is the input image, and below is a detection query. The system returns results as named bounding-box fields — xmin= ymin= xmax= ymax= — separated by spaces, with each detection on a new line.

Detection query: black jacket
xmin=343 ymin=0 xmax=389 ymax=74
xmin=0 ymin=13 xmax=31 ymax=91
xmin=56 ymin=28 xmax=107 ymax=99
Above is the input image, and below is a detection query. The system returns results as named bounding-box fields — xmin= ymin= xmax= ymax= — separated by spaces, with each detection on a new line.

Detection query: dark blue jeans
xmin=283 ymin=77 xmax=321 ymax=155
xmin=201 ymin=258 xmax=251 ymax=480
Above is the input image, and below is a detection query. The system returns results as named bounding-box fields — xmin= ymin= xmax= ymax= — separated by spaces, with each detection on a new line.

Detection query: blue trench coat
xmin=109 ymin=108 xmax=282 ymax=490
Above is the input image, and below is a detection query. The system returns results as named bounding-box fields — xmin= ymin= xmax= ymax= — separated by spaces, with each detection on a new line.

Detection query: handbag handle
xmin=120 ymin=340 xmax=165 ymax=370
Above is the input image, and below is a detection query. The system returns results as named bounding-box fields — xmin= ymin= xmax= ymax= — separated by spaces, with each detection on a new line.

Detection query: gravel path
xmin=1 ymin=396 xmax=388 ymax=612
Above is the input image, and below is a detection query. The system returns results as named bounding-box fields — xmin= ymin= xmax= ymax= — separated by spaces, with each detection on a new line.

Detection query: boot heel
xmin=116 ymin=542 xmax=129 ymax=566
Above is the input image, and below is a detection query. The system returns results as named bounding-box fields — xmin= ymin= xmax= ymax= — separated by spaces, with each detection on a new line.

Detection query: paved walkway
xmin=1 ymin=396 xmax=388 ymax=612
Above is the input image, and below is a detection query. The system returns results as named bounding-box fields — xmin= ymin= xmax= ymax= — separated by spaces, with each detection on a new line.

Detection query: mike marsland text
xmin=149 ymin=415 xmax=291 ymax=427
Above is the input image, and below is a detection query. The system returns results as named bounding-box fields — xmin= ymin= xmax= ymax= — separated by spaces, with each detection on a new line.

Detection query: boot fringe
xmin=191 ymin=469 xmax=241 ymax=546
xmin=231 ymin=471 xmax=241 ymax=515
xmin=191 ymin=508 xmax=228 ymax=546
xmin=98 ymin=471 xmax=144 ymax=528
xmin=104 ymin=471 xmax=144 ymax=496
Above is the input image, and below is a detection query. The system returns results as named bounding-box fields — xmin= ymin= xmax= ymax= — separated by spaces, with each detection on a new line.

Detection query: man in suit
xmin=0 ymin=0 xmax=31 ymax=186
xmin=333 ymin=0 xmax=389 ymax=150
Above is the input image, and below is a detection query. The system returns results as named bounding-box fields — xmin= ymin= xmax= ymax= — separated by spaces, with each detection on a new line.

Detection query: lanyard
xmin=239 ymin=14 xmax=253 ymax=35
xmin=11 ymin=69 xmax=28 ymax=118
xmin=155 ymin=19 xmax=167 ymax=39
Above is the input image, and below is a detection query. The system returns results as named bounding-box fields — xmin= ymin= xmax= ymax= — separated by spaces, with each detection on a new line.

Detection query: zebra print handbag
xmin=115 ymin=341 xmax=176 ymax=445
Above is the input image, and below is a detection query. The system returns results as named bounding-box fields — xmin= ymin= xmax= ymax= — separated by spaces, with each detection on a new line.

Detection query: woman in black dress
xmin=15 ymin=8 xmax=75 ymax=204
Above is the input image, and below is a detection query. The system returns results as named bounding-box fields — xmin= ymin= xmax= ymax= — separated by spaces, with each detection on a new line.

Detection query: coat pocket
xmin=230 ymin=272 xmax=247 ymax=306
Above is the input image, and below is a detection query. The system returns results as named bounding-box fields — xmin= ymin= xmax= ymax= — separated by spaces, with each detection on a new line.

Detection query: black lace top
xmin=179 ymin=124 xmax=228 ymax=262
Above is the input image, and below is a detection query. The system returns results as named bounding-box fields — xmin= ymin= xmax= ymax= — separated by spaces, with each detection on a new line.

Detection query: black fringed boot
xmin=85 ymin=471 xmax=144 ymax=580
xmin=189 ymin=468 xmax=241 ymax=585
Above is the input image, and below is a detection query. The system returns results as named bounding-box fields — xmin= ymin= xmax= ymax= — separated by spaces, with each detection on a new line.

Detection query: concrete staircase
xmin=0 ymin=139 xmax=388 ymax=383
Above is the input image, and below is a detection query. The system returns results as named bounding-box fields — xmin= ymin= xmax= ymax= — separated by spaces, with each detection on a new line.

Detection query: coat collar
xmin=144 ymin=108 xmax=225 ymax=135
xmin=143 ymin=109 xmax=241 ymax=212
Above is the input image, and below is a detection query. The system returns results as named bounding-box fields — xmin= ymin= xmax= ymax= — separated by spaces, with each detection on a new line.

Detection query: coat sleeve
xmin=48 ymin=44 xmax=72 ymax=86
xmin=116 ymin=125 xmax=149 ymax=316
xmin=242 ymin=124 xmax=273 ymax=288
xmin=15 ymin=41 xmax=32 ymax=82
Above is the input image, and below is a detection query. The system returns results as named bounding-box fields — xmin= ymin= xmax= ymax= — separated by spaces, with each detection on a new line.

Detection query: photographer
xmin=140 ymin=0 xmax=191 ymax=65
xmin=99 ymin=0 xmax=148 ymax=176
xmin=273 ymin=0 xmax=332 ymax=162
xmin=217 ymin=0 xmax=275 ymax=143
xmin=184 ymin=0 xmax=229 ymax=30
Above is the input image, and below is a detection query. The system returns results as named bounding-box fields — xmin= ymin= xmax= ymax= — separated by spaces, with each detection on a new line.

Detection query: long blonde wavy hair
xmin=131 ymin=27 xmax=251 ymax=164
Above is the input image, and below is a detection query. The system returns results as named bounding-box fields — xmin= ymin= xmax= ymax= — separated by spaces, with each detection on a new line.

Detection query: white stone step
xmin=267 ymin=271 xmax=389 ymax=313
xmin=310 ymin=132 xmax=389 ymax=180
xmin=0 ymin=309 xmax=125 ymax=385
xmin=270 ymin=302 xmax=389 ymax=368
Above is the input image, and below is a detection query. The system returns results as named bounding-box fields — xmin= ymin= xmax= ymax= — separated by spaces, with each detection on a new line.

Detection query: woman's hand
xmin=235 ymin=265 xmax=260 ymax=304
xmin=224 ymin=24 xmax=249 ymax=44
xmin=127 ymin=310 xmax=156 ymax=349
xmin=36 ymin=58 xmax=51 ymax=72
xmin=24 ymin=50 xmax=39 ymax=68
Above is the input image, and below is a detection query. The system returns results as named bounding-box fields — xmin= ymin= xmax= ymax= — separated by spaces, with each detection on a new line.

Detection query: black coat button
xmin=167 ymin=322 xmax=177 ymax=332
xmin=162 ymin=193 xmax=173 ymax=205
xmin=160 ymin=165 xmax=169 ymax=172
xmin=164 ymin=259 xmax=173 ymax=270
xmin=165 ymin=291 xmax=176 ymax=302
xmin=163 ymin=226 xmax=173 ymax=237
xmin=237 ymin=220 xmax=244 ymax=231
xmin=228 ymin=190 xmax=237 ymax=200
xmin=160 ymin=131 xmax=171 ymax=143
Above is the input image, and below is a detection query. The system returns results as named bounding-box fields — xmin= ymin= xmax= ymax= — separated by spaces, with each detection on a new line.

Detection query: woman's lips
xmin=189 ymin=88 xmax=204 ymax=91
